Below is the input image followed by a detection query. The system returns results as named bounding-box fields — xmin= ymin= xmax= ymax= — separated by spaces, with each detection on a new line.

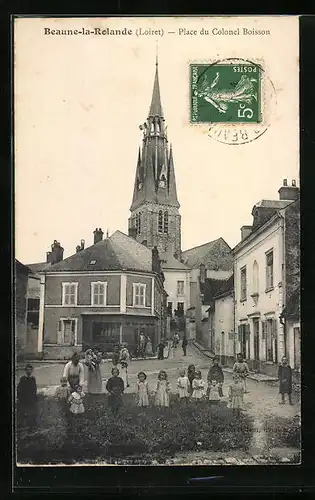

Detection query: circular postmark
xmin=191 ymin=57 xmax=277 ymax=145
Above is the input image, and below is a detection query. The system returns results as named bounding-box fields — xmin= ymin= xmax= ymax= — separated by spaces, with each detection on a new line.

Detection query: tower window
xmin=136 ymin=213 xmax=141 ymax=235
xmin=164 ymin=211 xmax=168 ymax=234
xmin=159 ymin=174 xmax=166 ymax=188
xmin=158 ymin=210 xmax=163 ymax=233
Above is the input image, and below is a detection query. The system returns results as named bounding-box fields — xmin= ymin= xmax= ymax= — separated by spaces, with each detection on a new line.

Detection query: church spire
xmin=168 ymin=143 xmax=180 ymax=208
xmin=148 ymin=56 xmax=163 ymax=118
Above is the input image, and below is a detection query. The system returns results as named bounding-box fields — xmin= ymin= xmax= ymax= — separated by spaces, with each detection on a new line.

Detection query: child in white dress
xmin=136 ymin=371 xmax=149 ymax=407
xmin=68 ymin=385 xmax=85 ymax=414
xmin=177 ymin=369 xmax=190 ymax=401
xmin=228 ymin=374 xmax=244 ymax=415
xmin=192 ymin=370 xmax=206 ymax=400
xmin=208 ymin=379 xmax=221 ymax=404
xmin=155 ymin=370 xmax=171 ymax=407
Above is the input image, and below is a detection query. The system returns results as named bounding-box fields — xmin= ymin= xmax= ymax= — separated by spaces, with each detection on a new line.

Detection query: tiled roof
xmin=15 ymin=259 xmax=32 ymax=274
xmin=213 ymin=274 xmax=234 ymax=299
xmin=182 ymin=237 xmax=233 ymax=271
xmin=159 ymin=250 xmax=190 ymax=270
xmin=27 ymin=262 xmax=52 ymax=274
xmin=253 ymin=199 xmax=292 ymax=210
xmin=45 ymin=230 xmax=153 ymax=273
xmin=200 ymin=277 xmax=228 ymax=305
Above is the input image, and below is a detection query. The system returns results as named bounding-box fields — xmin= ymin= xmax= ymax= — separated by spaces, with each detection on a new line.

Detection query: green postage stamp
xmin=190 ymin=61 xmax=262 ymax=124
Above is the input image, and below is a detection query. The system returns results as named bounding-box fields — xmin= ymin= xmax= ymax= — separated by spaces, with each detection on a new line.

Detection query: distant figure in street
xmin=55 ymin=376 xmax=71 ymax=419
xmin=119 ymin=343 xmax=130 ymax=388
xmin=17 ymin=364 xmax=37 ymax=430
xmin=84 ymin=349 xmax=103 ymax=394
xmin=278 ymin=356 xmax=293 ymax=405
xmin=139 ymin=331 xmax=146 ymax=358
xmin=208 ymin=379 xmax=221 ymax=404
xmin=191 ymin=370 xmax=206 ymax=400
xmin=228 ymin=374 xmax=244 ymax=415
xmin=207 ymin=357 xmax=224 ymax=397
xmin=173 ymin=332 xmax=180 ymax=348
xmin=155 ymin=370 xmax=171 ymax=408
xmin=187 ymin=364 xmax=196 ymax=395
xmin=68 ymin=384 xmax=85 ymax=415
xmin=157 ymin=339 xmax=165 ymax=360
xmin=136 ymin=371 xmax=149 ymax=407
xmin=145 ymin=336 xmax=153 ymax=357
xmin=112 ymin=344 xmax=120 ymax=367
xmin=63 ymin=352 xmax=85 ymax=391
xmin=182 ymin=336 xmax=188 ymax=356
xmin=106 ymin=367 xmax=125 ymax=412
xmin=177 ymin=369 xmax=190 ymax=402
xmin=233 ymin=353 xmax=249 ymax=393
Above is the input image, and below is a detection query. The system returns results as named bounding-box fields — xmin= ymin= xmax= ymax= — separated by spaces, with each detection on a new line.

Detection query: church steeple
xmin=148 ymin=57 xmax=163 ymax=118
xmin=129 ymin=58 xmax=181 ymax=257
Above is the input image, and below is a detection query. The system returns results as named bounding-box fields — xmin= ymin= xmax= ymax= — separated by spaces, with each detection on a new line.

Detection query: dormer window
xmin=89 ymin=260 xmax=96 ymax=265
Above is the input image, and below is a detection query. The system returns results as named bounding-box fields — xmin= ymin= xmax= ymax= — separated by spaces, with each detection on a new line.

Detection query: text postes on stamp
xmin=190 ymin=61 xmax=262 ymax=124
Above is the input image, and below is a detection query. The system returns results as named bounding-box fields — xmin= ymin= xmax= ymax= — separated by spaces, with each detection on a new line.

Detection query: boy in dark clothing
xmin=207 ymin=357 xmax=224 ymax=397
xmin=106 ymin=367 xmax=124 ymax=412
xmin=17 ymin=364 xmax=37 ymax=429
xmin=182 ymin=336 xmax=188 ymax=356
xmin=278 ymin=357 xmax=293 ymax=405
xmin=157 ymin=340 xmax=165 ymax=360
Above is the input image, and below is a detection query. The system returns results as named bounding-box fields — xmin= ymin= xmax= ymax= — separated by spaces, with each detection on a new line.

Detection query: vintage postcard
xmin=14 ymin=16 xmax=300 ymax=467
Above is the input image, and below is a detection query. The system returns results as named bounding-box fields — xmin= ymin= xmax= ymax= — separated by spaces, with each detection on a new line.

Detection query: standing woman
xmin=84 ymin=348 xmax=103 ymax=394
xmin=119 ymin=342 xmax=130 ymax=389
xmin=63 ymin=352 xmax=85 ymax=391
xmin=145 ymin=336 xmax=153 ymax=357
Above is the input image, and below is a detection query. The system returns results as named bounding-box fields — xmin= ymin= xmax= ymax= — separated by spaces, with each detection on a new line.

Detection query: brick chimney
xmin=93 ymin=228 xmax=104 ymax=244
xmin=241 ymin=225 xmax=252 ymax=241
xmin=278 ymin=179 xmax=299 ymax=201
xmin=76 ymin=239 xmax=85 ymax=253
xmin=46 ymin=251 xmax=52 ymax=263
xmin=128 ymin=227 xmax=137 ymax=239
xmin=199 ymin=263 xmax=206 ymax=283
xmin=50 ymin=240 xmax=64 ymax=265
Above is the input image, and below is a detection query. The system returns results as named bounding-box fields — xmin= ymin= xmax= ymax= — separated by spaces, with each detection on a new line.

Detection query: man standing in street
xmin=182 ymin=335 xmax=188 ymax=356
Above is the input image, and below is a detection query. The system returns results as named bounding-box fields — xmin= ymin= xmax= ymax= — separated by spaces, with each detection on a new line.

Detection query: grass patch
xmin=17 ymin=393 xmax=253 ymax=464
xmin=264 ymin=415 xmax=301 ymax=449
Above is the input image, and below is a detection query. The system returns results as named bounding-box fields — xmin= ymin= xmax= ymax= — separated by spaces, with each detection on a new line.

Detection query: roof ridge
xmin=183 ymin=238 xmax=220 ymax=254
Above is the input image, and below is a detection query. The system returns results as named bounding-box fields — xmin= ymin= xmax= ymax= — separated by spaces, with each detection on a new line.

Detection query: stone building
xmin=233 ymin=180 xmax=300 ymax=376
xmin=37 ymin=230 xmax=167 ymax=359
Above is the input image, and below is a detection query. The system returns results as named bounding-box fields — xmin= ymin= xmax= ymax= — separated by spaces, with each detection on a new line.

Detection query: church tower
xmin=128 ymin=59 xmax=181 ymax=258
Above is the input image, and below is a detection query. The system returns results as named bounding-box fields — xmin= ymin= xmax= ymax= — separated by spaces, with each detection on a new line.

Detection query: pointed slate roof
xmin=46 ymin=230 xmax=153 ymax=273
xmin=148 ymin=60 xmax=163 ymax=118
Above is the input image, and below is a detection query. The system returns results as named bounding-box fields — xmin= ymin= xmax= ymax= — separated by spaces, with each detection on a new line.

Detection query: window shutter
xmin=272 ymin=319 xmax=277 ymax=339
xmin=262 ymin=321 xmax=266 ymax=339
xmin=245 ymin=324 xmax=250 ymax=340
xmin=238 ymin=325 xmax=242 ymax=342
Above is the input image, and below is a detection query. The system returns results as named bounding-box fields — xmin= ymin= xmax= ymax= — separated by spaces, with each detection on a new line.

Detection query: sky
xmin=14 ymin=16 xmax=299 ymax=264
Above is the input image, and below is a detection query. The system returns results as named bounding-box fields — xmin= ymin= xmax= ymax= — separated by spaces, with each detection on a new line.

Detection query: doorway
xmin=253 ymin=319 xmax=260 ymax=371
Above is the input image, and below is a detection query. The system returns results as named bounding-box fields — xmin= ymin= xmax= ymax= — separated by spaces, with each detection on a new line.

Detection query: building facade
xmin=233 ymin=180 xmax=300 ymax=376
xmin=38 ymin=230 xmax=167 ymax=359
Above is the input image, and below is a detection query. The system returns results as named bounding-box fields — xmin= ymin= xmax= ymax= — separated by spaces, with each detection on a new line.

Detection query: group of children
xmin=17 ymin=354 xmax=295 ymax=429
